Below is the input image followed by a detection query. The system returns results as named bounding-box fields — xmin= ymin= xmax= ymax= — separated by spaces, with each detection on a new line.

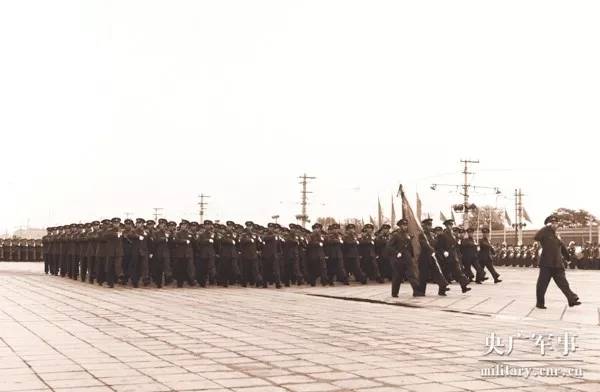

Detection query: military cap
xmin=466 ymin=228 xmax=475 ymax=233
xmin=158 ymin=218 xmax=167 ymax=224
xmin=481 ymin=227 xmax=490 ymax=233
xmin=235 ymin=224 xmax=244 ymax=230
xmin=146 ymin=219 xmax=156 ymax=225
xmin=180 ymin=219 xmax=190 ymax=225
xmin=124 ymin=219 xmax=134 ymax=225
xmin=267 ymin=222 xmax=276 ymax=228
xmin=544 ymin=215 xmax=557 ymax=225
xmin=443 ymin=219 xmax=455 ymax=226
xmin=289 ymin=223 xmax=297 ymax=229
xmin=168 ymin=221 xmax=177 ymax=227
xmin=433 ymin=226 xmax=443 ymax=232
xmin=203 ymin=220 xmax=213 ymax=225
xmin=421 ymin=218 xmax=433 ymax=225
xmin=328 ymin=223 xmax=340 ymax=230
xmin=190 ymin=221 xmax=199 ymax=227
xmin=380 ymin=223 xmax=391 ymax=230
xmin=69 ymin=223 xmax=77 ymax=228
xmin=345 ymin=223 xmax=356 ymax=230
xmin=396 ymin=219 xmax=408 ymax=226
xmin=311 ymin=222 xmax=322 ymax=230
xmin=135 ymin=218 xmax=145 ymax=224
xmin=46 ymin=227 xmax=53 ymax=231
xmin=111 ymin=217 xmax=121 ymax=223
xmin=245 ymin=221 xmax=254 ymax=227
xmin=363 ymin=223 xmax=374 ymax=230
xmin=226 ymin=220 xmax=235 ymax=226
xmin=91 ymin=221 xmax=100 ymax=225
xmin=84 ymin=223 xmax=92 ymax=228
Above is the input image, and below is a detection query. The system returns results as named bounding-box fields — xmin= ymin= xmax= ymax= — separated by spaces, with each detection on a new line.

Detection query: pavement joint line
xmin=466 ymin=297 xmax=491 ymax=311
xmin=0 ymin=335 xmax=56 ymax=392
xmin=495 ymin=298 xmax=516 ymax=314
xmin=560 ymin=304 xmax=568 ymax=320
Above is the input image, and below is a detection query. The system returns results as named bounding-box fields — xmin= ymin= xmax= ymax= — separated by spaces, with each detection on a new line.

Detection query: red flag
xmin=390 ymin=195 xmax=396 ymax=227
xmin=377 ymin=197 xmax=383 ymax=228
xmin=399 ymin=185 xmax=421 ymax=282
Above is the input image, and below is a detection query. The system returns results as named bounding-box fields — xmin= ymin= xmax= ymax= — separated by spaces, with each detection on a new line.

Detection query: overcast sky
xmin=1 ymin=0 xmax=599 ymax=233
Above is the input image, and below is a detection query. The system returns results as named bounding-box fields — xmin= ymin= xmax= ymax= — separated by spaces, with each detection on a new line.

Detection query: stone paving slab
xmin=0 ymin=263 xmax=599 ymax=391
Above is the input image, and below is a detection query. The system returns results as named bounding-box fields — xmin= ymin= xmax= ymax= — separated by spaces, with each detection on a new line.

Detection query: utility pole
xmin=460 ymin=159 xmax=479 ymax=227
xmin=198 ymin=194 xmax=210 ymax=224
xmin=512 ymin=189 xmax=526 ymax=246
xmin=152 ymin=207 xmax=163 ymax=222
xmin=298 ymin=173 xmax=316 ymax=228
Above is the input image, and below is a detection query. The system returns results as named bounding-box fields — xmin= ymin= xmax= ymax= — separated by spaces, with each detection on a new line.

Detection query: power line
xmin=297 ymin=173 xmax=316 ymax=228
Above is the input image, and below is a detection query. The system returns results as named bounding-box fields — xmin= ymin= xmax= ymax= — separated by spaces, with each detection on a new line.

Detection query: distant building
xmin=9 ymin=228 xmax=46 ymax=239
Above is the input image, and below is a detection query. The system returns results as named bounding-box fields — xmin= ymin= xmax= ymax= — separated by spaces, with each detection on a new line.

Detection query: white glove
xmin=431 ymin=252 xmax=436 ymax=257
xmin=397 ymin=252 xmax=402 ymax=258
xmin=117 ymin=232 xmax=122 ymax=238
xmin=209 ymin=239 xmax=214 ymax=243
xmin=186 ymin=240 xmax=190 ymax=244
xmin=149 ymin=254 xmax=153 ymax=259
xmin=443 ymin=251 xmax=449 ymax=257
xmin=139 ymin=236 xmax=144 ymax=241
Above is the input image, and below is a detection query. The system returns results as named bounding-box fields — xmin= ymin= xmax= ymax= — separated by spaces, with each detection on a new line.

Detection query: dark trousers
xmin=449 ymin=253 xmax=470 ymax=287
xmin=282 ymin=255 xmax=304 ymax=286
xmin=261 ymin=256 xmax=282 ymax=287
xmin=536 ymin=266 xmax=578 ymax=305
xmin=43 ymin=254 xmax=50 ymax=274
xmin=217 ymin=256 xmax=239 ymax=286
xmin=150 ymin=253 xmax=172 ymax=287
xmin=104 ymin=256 xmax=124 ymax=287
xmin=80 ymin=256 xmax=88 ymax=282
xmin=361 ymin=256 xmax=382 ymax=282
xmin=326 ymin=257 xmax=348 ymax=285
xmin=240 ymin=257 xmax=262 ymax=287
xmin=306 ymin=256 xmax=328 ymax=286
xmin=173 ymin=256 xmax=196 ymax=287
xmin=462 ymin=254 xmax=485 ymax=282
xmin=480 ymin=257 xmax=500 ymax=280
xmin=416 ymin=255 xmax=448 ymax=294
xmin=129 ymin=253 xmax=150 ymax=286
xmin=344 ymin=257 xmax=367 ymax=283
xmin=87 ymin=256 xmax=96 ymax=283
xmin=195 ymin=256 xmax=216 ymax=286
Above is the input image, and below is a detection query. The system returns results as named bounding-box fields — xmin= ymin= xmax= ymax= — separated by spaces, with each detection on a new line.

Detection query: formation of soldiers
xmin=0 ymin=239 xmax=44 ymax=261
xmin=494 ymin=242 xmax=600 ymax=270
xmin=38 ymin=216 xmax=504 ymax=296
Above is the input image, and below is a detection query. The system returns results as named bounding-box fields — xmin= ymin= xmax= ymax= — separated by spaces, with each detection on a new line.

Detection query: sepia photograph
xmin=1 ymin=1 xmax=599 ymax=391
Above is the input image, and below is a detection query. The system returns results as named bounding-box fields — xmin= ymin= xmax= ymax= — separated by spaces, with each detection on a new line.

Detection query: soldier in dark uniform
xmin=42 ymin=229 xmax=51 ymax=273
xmin=121 ymin=219 xmax=135 ymax=281
xmin=359 ymin=224 xmax=384 ymax=283
xmin=324 ymin=223 xmax=349 ymax=285
xmin=281 ymin=224 xmax=304 ymax=286
xmin=68 ymin=224 xmax=80 ymax=279
xmin=128 ymin=218 xmax=151 ymax=287
xmin=238 ymin=223 xmax=263 ymax=287
xmin=478 ymin=228 xmax=501 ymax=283
xmin=385 ymin=219 xmax=420 ymax=297
xmin=306 ymin=223 xmax=329 ymax=286
xmin=375 ymin=224 xmax=391 ymax=281
xmin=342 ymin=224 xmax=367 ymax=284
xmin=534 ymin=215 xmax=580 ymax=308
xmin=415 ymin=218 xmax=449 ymax=296
xmin=435 ymin=219 xmax=471 ymax=293
xmin=84 ymin=221 xmax=99 ymax=283
xmin=460 ymin=228 xmax=486 ymax=283
xmin=150 ymin=219 xmax=173 ymax=288
xmin=216 ymin=226 xmax=240 ymax=287
xmin=261 ymin=223 xmax=283 ymax=288
xmin=194 ymin=220 xmax=217 ymax=287
xmin=78 ymin=224 xmax=90 ymax=281
xmin=16 ymin=239 xmax=23 ymax=262
xmin=103 ymin=217 xmax=125 ymax=287
xmin=172 ymin=220 xmax=197 ymax=287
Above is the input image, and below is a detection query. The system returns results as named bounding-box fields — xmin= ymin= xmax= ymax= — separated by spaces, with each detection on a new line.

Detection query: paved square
xmin=1 ymin=262 xmax=599 ymax=392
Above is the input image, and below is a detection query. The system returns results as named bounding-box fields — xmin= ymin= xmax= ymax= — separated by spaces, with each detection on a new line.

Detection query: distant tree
xmin=552 ymin=208 xmax=597 ymax=227
xmin=466 ymin=206 xmax=505 ymax=230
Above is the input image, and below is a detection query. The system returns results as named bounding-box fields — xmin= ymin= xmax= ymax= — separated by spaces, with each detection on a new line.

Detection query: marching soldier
xmin=216 ymin=226 xmax=240 ymax=287
xmin=103 ymin=218 xmax=125 ymax=288
xmin=195 ymin=220 xmax=217 ymax=287
xmin=85 ymin=221 xmax=100 ymax=283
xmin=324 ymin=223 xmax=349 ymax=285
xmin=460 ymin=228 xmax=486 ymax=283
xmin=435 ymin=219 xmax=471 ymax=293
xmin=375 ymin=224 xmax=392 ymax=281
xmin=238 ymin=222 xmax=263 ymax=287
xmin=129 ymin=218 xmax=151 ymax=287
xmin=172 ymin=220 xmax=197 ymax=287
xmin=478 ymin=228 xmax=501 ymax=283
xmin=42 ymin=229 xmax=51 ymax=274
xmin=281 ymin=224 xmax=304 ymax=286
xmin=385 ymin=219 xmax=419 ymax=297
xmin=534 ymin=215 xmax=580 ymax=308
xmin=415 ymin=218 xmax=449 ymax=296
xmin=261 ymin=223 xmax=283 ymax=288
xmin=306 ymin=223 xmax=329 ymax=286
xmin=359 ymin=224 xmax=384 ymax=283
xmin=342 ymin=224 xmax=367 ymax=284
xmin=150 ymin=219 xmax=173 ymax=288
